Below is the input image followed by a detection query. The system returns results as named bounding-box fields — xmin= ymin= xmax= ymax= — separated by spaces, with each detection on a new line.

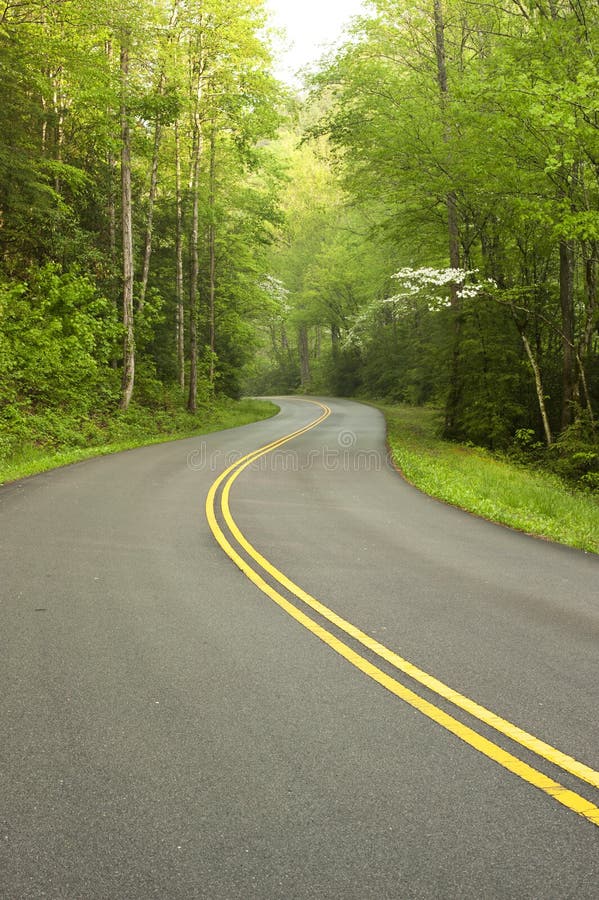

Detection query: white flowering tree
xmin=374 ymin=266 xmax=567 ymax=446
xmin=382 ymin=267 xmax=570 ymax=446
xmin=385 ymin=267 xmax=496 ymax=309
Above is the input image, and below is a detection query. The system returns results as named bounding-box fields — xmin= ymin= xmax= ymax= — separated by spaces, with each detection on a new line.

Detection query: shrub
xmin=547 ymin=413 xmax=599 ymax=491
xmin=0 ymin=264 xmax=120 ymax=415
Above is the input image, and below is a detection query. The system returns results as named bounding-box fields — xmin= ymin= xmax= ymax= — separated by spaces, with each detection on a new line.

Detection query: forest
xmin=1 ymin=0 xmax=598 ymax=491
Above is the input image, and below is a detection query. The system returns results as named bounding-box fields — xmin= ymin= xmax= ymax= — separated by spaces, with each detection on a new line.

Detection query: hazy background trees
xmin=248 ymin=0 xmax=598 ymax=486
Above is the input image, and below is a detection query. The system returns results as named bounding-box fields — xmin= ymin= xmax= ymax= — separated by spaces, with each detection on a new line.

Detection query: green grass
xmin=0 ymin=398 xmax=279 ymax=485
xmin=376 ymin=403 xmax=599 ymax=555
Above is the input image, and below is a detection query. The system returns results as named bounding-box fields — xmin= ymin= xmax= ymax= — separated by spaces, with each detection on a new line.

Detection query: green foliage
xmin=0 ymin=0 xmax=284 ymax=452
xmin=547 ymin=414 xmax=599 ymax=490
xmin=258 ymin=0 xmax=598 ymax=491
xmin=0 ymin=263 xmax=119 ymax=412
xmin=444 ymin=300 xmax=527 ymax=449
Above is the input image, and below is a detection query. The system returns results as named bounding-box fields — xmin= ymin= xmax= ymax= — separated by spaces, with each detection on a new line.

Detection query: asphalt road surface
xmin=1 ymin=397 xmax=598 ymax=899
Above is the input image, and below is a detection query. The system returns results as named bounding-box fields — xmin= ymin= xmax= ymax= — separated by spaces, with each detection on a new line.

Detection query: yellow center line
xmin=221 ymin=401 xmax=599 ymax=793
xmin=205 ymin=398 xmax=599 ymax=828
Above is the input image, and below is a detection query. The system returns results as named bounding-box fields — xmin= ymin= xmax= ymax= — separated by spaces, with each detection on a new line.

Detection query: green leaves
xmin=0 ymin=265 xmax=120 ymax=415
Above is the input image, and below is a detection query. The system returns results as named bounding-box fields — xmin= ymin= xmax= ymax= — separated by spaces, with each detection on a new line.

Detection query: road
xmin=1 ymin=396 xmax=598 ymax=899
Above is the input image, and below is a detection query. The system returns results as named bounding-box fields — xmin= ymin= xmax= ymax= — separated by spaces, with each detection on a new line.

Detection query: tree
xmin=299 ymin=0 xmax=598 ymax=446
xmin=0 ymin=0 xmax=284 ymax=426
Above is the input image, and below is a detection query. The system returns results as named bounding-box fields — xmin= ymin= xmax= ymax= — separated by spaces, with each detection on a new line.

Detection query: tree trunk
xmin=559 ymin=239 xmax=576 ymax=429
xmin=108 ymin=149 xmax=117 ymax=261
xmin=331 ymin=322 xmax=340 ymax=358
xmin=139 ymin=1 xmax=180 ymax=313
xmin=175 ymin=121 xmax=185 ymax=392
xmin=299 ymin=325 xmax=310 ymax=388
xmin=41 ymin=93 xmax=48 ymax=154
xmin=520 ymin=331 xmax=553 ymax=447
xmin=138 ymin=113 xmax=162 ymax=312
xmin=120 ymin=33 xmax=135 ymax=410
xmin=187 ymin=59 xmax=204 ymax=414
xmin=105 ymin=41 xmax=117 ymax=264
xmin=575 ymin=349 xmax=595 ymax=429
xmin=580 ymin=247 xmax=597 ymax=359
xmin=433 ymin=0 xmax=460 ymax=284
xmin=314 ymin=325 xmax=321 ymax=359
xmin=208 ymin=122 xmax=216 ymax=386
xmin=52 ymin=69 xmax=64 ymax=194
xmin=281 ymin=324 xmax=292 ymax=361
xmin=433 ymin=0 xmax=463 ymax=436
xmin=187 ymin=132 xmax=201 ymax=414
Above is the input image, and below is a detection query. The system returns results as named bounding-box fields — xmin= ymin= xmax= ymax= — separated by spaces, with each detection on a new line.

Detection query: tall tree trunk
xmin=187 ymin=58 xmax=204 ymax=414
xmin=208 ymin=122 xmax=216 ymax=386
xmin=579 ymin=248 xmax=597 ymax=427
xmin=120 ymin=33 xmax=135 ymax=410
xmin=175 ymin=121 xmax=185 ymax=392
xmin=314 ymin=325 xmax=321 ymax=359
xmin=433 ymin=0 xmax=462 ymax=436
xmin=575 ymin=349 xmax=595 ymax=429
xmin=559 ymin=239 xmax=576 ymax=429
xmin=139 ymin=1 xmax=180 ymax=313
xmin=580 ymin=246 xmax=597 ymax=359
xmin=107 ymin=149 xmax=117 ymax=261
xmin=281 ymin=324 xmax=291 ymax=360
xmin=41 ymin=93 xmax=48 ymax=153
xmin=187 ymin=129 xmax=201 ymax=413
xmin=299 ymin=325 xmax=310 ymax=388
xmin=52 ymin=68 xmax=64 ymax=194
xmin=331 ymin=322 xmax=340 ymax=358
xmin=433 ymin=0 xmax=460 ymax=279
xmin=105 ymin=39 xmax=118 ymax=371
xmin=138 ymin=114 xmax=162 ymax=313
xmin=105 ymin=41 xmax=117 ymax=264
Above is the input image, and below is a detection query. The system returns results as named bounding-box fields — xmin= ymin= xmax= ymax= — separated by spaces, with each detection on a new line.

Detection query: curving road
xmin=1 ymin=397 xmax=598 ymax=899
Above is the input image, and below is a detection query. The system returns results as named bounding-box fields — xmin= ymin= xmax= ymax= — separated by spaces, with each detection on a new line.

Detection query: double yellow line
xmin=205 ymin=398 xmax=599 ymax=828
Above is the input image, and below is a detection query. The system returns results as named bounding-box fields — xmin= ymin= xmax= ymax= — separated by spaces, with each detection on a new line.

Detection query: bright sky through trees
xmin=267 ymin=0 xmax=365 ymax=84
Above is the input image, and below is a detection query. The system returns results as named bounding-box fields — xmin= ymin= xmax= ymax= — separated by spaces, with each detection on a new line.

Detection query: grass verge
xmin=0 ymin=398 xmax=279 ymax=486
xmin=376 ymin=403 xmax=599 ymax=555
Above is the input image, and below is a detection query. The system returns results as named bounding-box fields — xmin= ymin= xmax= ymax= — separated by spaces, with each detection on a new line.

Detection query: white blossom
xmin=456 ymin=285 xmax=480 ymax=299
xmin=392 ymin=266 xmax=478 ymax=286
xmin=386 ymin=267 xmax=496 ymax=309
xmin=261 ymin=275 xmax=289 ymax=300
xmin=345 ymin=268 xmax=496 ymax=347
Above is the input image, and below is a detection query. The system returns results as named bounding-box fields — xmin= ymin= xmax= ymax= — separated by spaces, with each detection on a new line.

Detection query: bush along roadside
xmin=0 ymin=397 xmax=279 ymax=486
xmin=376 ymin=403 xmax=599 ymax=556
